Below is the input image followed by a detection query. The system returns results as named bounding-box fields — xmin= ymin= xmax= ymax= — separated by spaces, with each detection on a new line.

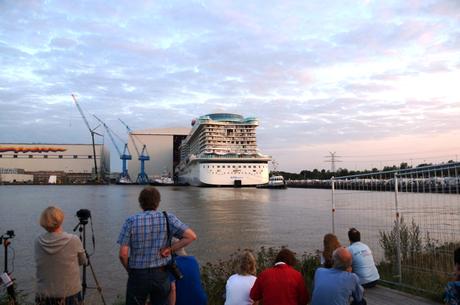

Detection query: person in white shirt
xmin=224 ymin=251 xmax=258 ymax=305
xmin=348 ymin=228 xmax=380 ymax=288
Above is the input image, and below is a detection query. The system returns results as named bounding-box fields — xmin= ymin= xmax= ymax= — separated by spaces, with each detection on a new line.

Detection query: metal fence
xmin=331 ymin=162 xmax=460 ymax=295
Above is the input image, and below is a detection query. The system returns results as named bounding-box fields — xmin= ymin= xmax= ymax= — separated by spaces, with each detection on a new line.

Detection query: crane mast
xmin=119 ymin=118 xmax=150 ymax=184
xmin=71 ymin=94 xmax=101 ymax=182
xmin=93 ymin=115 xmax=132 ymax=184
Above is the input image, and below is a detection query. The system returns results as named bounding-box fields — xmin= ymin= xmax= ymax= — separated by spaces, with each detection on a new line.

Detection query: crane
xmin=119 ymin=118 xmax=150 ymax=184
xmin=93 ymin=115 xmax=132 ymax=184
xmin=71 ymin=94 xmax=102 ymax=182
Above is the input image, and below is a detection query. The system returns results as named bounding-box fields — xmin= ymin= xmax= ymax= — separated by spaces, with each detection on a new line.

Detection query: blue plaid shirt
xmin=117 ymin=210 xmax=189 ymax=269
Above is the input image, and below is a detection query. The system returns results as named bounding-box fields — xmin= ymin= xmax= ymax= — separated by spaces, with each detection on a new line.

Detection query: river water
xmin=0 ymin=185 xmax=457 ymax=303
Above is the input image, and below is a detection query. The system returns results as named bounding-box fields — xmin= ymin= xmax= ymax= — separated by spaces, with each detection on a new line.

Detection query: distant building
xmin=126 ymin=128 xmax=190 ymax=180
xmin=0 ymin=143 xmax=109 ymax=184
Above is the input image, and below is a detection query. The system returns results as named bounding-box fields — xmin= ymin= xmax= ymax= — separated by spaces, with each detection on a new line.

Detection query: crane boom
xmin=94 ymin=115 xmax=123 ymax=156
xmin=71 ymin=94 xmax=101 ymax=182
xmin=119 ymin=118 xmax=141 ymax=156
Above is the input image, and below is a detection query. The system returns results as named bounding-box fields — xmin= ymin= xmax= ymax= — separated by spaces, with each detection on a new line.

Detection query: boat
xmin=150 ymin=176 xmax=175 ymax=186
xmin=176 ymin=113 xmax=271 ymax=186
xmin=257 ymin=175 xmax=287 ymax=189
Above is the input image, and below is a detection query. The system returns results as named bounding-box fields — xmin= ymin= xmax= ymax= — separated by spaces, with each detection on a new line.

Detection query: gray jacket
xmin=35 ymin=231 xmax=87 ymax=297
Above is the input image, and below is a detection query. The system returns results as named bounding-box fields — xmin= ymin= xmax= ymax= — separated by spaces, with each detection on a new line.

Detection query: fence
xmin=331 ymin=162 xmax=460 ymax=296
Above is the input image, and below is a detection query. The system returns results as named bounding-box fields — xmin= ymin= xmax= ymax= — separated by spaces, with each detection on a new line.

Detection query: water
xmin=0 ymin=185 xmax=332 ymax=303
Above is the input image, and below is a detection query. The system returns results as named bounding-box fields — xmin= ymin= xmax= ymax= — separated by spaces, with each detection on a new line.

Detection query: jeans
xmin=35 ymin=292 xmax=82 ymax=305
xmin=126 ymin=267 xmax=170 ymax=305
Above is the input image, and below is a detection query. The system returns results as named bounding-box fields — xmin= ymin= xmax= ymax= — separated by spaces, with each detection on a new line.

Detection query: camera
xmin=76 ymin=209 xmax=91 ymax=223
xmin=0 ymin=230 xmax=15 ymax=243
xmin=166 ymin=261 xmax=183 ymax=280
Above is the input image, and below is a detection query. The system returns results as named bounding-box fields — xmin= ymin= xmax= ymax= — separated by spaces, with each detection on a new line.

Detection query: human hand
xmin=160 ymin=247 xmax=172 ymax=257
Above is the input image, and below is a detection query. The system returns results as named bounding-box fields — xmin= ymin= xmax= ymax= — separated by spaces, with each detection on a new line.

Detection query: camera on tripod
xmin=76 ymin=209 xmax=91 ymax=224
xmin=0 ymin=230 xmax=15 ymax=242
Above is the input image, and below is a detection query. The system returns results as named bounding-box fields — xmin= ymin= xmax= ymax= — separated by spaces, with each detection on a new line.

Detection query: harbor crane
xmin=71 ymin=94 xmax=102 ymax=182
xmin=93 ymin=115 xmax=132 ymax=184
xmin=119 ymin=118 xmax=150 ymax=184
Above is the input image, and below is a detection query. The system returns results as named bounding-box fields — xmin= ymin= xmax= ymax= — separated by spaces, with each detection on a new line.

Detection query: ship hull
xmin=178 ymin=160 xmax=269 ymax=187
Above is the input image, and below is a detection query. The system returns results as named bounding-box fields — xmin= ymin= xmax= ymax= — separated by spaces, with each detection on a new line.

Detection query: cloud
xmin=1 ymin=0 xmax=459 ymax=171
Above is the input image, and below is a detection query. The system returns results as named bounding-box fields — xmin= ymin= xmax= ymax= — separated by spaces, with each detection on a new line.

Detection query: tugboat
xmin=257 ymin=175 xmax=287 ymax=189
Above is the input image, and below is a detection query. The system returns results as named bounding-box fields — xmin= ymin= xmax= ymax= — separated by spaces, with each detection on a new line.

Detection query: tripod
xmin=1 ymin=232 xmax=17 ymax=305
xmin=73 ymin=219 xmax=107 ymax=305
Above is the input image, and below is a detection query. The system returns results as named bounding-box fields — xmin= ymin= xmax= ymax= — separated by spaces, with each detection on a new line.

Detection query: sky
xmin=1 ymin=0 xmax=460 ymax=173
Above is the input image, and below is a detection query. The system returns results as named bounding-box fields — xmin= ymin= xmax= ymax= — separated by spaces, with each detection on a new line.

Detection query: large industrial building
xmin=0 ymin=143 xmax=109 ymax=184
xmin=126 ymin=128 xmax=190 ymax=182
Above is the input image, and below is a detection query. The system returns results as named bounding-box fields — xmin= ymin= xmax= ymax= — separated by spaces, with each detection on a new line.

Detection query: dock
xmin=365 ymin=286 xmax=440 ymax=305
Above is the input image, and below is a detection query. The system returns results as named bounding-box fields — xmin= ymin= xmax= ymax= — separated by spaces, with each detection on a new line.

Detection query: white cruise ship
xmin=176 ymin=113 xmax=271 ymax=186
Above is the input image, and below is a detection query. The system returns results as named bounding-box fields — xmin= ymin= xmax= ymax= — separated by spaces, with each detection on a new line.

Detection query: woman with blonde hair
xmin=321 ymin=233 xmax=341 ymax=268
xmin=35 ymin=206 xmax=87 ymax=305
xmin=224 ymin=251 xmax=258 ymax=305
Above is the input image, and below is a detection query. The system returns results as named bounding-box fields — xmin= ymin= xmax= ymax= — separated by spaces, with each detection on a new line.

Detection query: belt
xmin=129 ymin=266 xmax=166 ymax=273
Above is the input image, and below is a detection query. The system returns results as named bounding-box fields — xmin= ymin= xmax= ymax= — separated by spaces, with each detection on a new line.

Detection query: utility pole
xmin=324 ymin=152 xmax=342 ymax=173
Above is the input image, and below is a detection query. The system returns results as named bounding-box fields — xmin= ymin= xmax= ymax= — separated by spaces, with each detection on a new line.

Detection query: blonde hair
xmin=238 ymin=251 xmax=257 ymax=276
xmin=40 ymin=206 xmax=64 ymax=232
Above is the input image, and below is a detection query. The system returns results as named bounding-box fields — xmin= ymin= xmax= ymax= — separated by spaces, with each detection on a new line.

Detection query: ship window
xmin=88 ymin=155 xmax=92 ymax=159
xmin=238 ymin=165 xmax=241 ymax=168
xmin=29 ymin=155 xmax=33 ymax=158
xmin=44 ymin=155 xmax=48 ymax=159
xmin=212 ymin=165 xmax=214 ymax=168
xmin=253 ymin=170 xmax=256 ymax=172
xmin=232 ymin=165 xmax=235 ymax=168
xmin=74 ymin=155 xmax=78 ymax=159
xmin=217 ymin=165 xmax=220 ymax=168
xmin=243 ymin=165 xmax=246 ymax=168
xmin=13 ymin=154 xmax=18 ymax=158
xmin=0 ymin=155 xmax=2 ymax=158
xmin=248 ymin=165 xmax=251 ymax=168
xmin=59 ymin=155 xmax=63 ymax=159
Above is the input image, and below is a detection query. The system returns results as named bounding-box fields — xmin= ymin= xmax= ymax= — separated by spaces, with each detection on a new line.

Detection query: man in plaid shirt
xmin=117 ymin=186 xmax=197 ymax=305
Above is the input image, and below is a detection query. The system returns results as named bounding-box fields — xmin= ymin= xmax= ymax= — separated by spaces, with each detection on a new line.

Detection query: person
xmin=444 ymin=247 xmax=460 ymax=304
xmin=224 ymin=251 xmax=258 ymax=305
xmin=250 ymin=248 xmax=309 ymax=305
xmin=34 ymin=206 xmax=87 ymax=305
xmin=320 ymin=233 xmax=341 ymax=268
xmin=348 ymin=228 xmax=380 ymax=287
xmin=117 ymin=186 xmax=197 ymax=305
xmin=168 ymin=239 xmax=207 ymax=305
xmin=311 ymin=247 xmax=365 ymax=305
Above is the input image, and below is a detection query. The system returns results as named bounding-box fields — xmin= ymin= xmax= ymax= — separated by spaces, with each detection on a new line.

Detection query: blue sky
xmin=1 ymin=0 xmax=459 ymax=172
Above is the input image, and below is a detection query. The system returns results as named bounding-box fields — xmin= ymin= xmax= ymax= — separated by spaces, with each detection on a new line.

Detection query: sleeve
xmin=351 ymin=274 xmax=364 ymax=302
xmin=167 ymin=213 xmax=189 ymax=238
xmin=117 ymin=218 xmax=132 ymax=246
xmin=297 ymin=273 xmax=310 ymax=305
xmin=249 ymin=275 xmax=263 ymax=302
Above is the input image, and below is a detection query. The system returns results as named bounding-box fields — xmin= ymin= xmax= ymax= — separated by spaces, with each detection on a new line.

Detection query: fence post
xmin=331 ymin=176 xmax=335 ymax=234
xmin=394 ymin=172 xmax=402 ymax=284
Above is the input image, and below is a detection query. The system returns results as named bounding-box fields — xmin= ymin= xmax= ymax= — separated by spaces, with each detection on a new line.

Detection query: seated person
xmin=225 ymin=251 xmax=258 ymax=305
xmin=444 ymin=247 xmax=460 ymax=305
xmin=168 ymin=239 xmax=207 ymax=305
xmin=348 ymin=228 xmax=380 ymax=288
xmin=320 ymin=233 xmax=341 ymax=268
xmin=250 ymin=248 xmax=310 ymax=305
xmin=311 ymin=247 xmax=365 ymax=305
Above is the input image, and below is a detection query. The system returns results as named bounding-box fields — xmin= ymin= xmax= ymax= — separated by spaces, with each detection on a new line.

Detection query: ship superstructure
xmin=176 ymin=113 xmax=271 ymax=186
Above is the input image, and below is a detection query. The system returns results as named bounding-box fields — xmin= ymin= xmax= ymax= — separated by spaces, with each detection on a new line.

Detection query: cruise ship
xmin=176 ymin=113 xmax=271 ymax=186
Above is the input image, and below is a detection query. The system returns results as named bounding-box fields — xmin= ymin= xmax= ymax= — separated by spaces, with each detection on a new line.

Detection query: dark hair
xmin=274 ymin=248 xmax=297 ymax=267
xmin=348 ymin=228 xmax=361 ymax=243
xmin=138 ymin=187 xmax=161 ymax=211
xmin=455 ymin=247 xmax=460 ymax=265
